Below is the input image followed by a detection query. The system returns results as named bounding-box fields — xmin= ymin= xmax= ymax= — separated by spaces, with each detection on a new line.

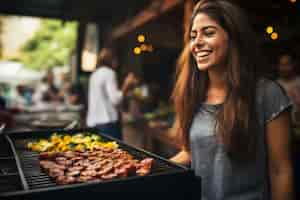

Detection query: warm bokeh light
xmin=133 ymin=47 xmax=141 ymax=55
xmin=137 ymin=34 xmax=145 ymax=43
xmin=82 ymin=50 xmax=97 ymax=72
xmin=289 ymin=0 xmax=297 ymax=3
xmin=266 ymin=26 xmax=273 ymax=34
xmin=141 ymin=44 xmax=147 ymax=51
xmin=147 ymin=44 xmax=153 ymax=52
xmin=271 ymin=32 xmax=278 ymax=40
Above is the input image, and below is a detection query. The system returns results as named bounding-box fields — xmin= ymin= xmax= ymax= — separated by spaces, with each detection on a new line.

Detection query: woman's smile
xmin=195 ymin=50 xmax=213 ymax=62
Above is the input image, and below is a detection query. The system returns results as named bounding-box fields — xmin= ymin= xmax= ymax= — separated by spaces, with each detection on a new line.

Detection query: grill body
xmin=0 ymin=128 xmax=200 ymax=199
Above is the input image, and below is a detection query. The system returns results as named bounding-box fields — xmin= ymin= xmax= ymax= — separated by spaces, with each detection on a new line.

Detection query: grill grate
xmin=13 ymin=136 xmax=181 ymax=190
xmin=1 ymin=128 xmax=195 ymax=197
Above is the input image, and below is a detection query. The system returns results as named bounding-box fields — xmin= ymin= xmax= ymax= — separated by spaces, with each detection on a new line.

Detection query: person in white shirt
xmin=86 ymin=48 xmax=136 ymax=139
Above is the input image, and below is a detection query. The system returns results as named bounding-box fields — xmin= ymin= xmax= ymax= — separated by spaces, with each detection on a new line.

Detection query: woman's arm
xmin=266 ymin=110 xmax=294 ymax=200
xmin=169 ymin=149 xmax=191 ymax=165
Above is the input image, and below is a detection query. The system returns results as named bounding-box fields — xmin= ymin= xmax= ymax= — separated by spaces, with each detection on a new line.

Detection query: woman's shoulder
xmin=256 ymin=78 xmax=287 ymax=97
xmin=256 ymin=78 xmax=292 ymax=123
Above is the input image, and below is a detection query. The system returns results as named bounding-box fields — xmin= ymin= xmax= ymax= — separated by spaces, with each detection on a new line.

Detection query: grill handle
xmin=4 ymin=134 xmax=29 ymax=190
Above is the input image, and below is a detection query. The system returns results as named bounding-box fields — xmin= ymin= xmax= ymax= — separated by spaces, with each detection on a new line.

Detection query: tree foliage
xmin=19 ymin=20 xmax=77 ymax=70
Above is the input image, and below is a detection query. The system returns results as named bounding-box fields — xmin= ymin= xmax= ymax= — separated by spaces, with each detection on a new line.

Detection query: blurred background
xmin=0 ymin=0 xmax=299 ymax=157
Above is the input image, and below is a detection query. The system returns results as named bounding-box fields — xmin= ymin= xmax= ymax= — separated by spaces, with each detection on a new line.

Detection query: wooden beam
xmin=112 ymin=0 xmax=183 ymax=39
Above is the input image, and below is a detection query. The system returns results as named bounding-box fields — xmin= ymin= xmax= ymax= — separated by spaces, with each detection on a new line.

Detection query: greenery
xmin=18 ymin=20 xmax=77 ymax=70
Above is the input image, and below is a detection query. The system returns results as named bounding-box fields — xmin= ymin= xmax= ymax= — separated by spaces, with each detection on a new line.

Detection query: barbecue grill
xmin=0 ymin=128 xmax=200 ymax=199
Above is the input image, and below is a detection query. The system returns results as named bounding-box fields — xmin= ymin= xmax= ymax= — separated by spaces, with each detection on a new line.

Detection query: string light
xmin=147 ymin=44 xmax=154 ymax=52
xmin=141 ymin=44 xmax=147 ymax=51
xmin=137 ymin=34 xmax=145 ymax=43
xmin=266 ymin=26 xmax=274 ymax=34
xmin=271 ymin=32 xmax=279 ymax=40
xmin=133 ymin=47 xmax=141 ymax=55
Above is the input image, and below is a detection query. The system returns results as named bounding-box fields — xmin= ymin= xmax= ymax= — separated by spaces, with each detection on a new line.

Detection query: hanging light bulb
xmin=137 ymin=34 xmax=145 ymax=43
xmin=266 ymin=26 xmax=274 ymax=34
xmin=271 ymin=32 xmax=278 ymax=40
xmin=133 ymin=47 xmax=142 ymax=55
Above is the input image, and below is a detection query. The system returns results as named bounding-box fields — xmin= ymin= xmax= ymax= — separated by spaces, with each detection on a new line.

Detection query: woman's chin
xmin=196 ymin=64 xmax=210 ymax=71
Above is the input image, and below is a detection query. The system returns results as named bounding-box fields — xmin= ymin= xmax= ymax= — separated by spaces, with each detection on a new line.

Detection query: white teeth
xmin=197 ymin=52 xmax=211 ymax=57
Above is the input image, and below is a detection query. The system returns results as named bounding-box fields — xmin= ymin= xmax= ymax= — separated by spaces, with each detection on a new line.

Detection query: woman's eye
xmin=204 ymin=31 xmax=215 ymax=37
xmin=190 ymin=33 xmax=197 ymax=40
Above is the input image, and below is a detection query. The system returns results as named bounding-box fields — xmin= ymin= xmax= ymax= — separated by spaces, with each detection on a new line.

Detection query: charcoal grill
xmin=0 ymin=128 xmax=199 ymax=199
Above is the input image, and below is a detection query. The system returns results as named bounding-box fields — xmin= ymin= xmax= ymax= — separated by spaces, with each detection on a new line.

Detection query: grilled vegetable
xmin=27 ymin=132 xmax=118 ymax=152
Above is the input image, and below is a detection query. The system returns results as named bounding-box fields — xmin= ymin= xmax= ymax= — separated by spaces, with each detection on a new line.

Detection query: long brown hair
xmin=172 ymin=0 xmax=264 ymax=161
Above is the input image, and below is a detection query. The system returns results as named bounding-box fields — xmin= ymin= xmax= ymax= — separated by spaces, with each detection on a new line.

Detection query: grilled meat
xmin=39 ymin=148 xmax=154 ymax=185
xmin=136 ymin=158 xmax=154 ymax=176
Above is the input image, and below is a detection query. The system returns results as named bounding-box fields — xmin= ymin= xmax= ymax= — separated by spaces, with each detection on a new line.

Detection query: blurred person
xmin=42 ymin=69 xmax=63 ymax=102
xmin=0 ymin=84 xmax=12 ymax=106
xmin=86 ymin=48 xmax=137 ymax=140
xmin=66 ymin=84 xmax=85 ymax=106
xmin=125 ymin=72 xmax=151 ymax=118
xmin=131 ymin=73 xmax=150 ymax=102
xmin=15 ymin=85 xmax=30 ymax=107
xmin=58 ymin=76 xmax=72 ymax=104
xmin=32 ymin=69 xmax=63 ymax=104
xmin=56 ymin=71 xmax=69 ymax=89
xmin=3 ymin=85 xmax=28 ymax=111
xmin=170 ymin=0 xmax=294 ymax=199
xmin=276 ymin=53 xmax=300 ymax=123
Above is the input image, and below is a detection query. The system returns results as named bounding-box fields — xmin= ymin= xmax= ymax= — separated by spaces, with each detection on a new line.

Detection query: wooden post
xmin=72 ymin=21 xmax=86 ymax=85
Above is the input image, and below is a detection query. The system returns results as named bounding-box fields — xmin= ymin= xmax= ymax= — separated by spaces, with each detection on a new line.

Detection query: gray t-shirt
xmin=190 ymin=79 xmax=292 ymax=200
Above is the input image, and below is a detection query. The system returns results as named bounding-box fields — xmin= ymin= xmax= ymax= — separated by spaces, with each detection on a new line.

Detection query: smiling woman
xmin=170 ymin=0 xmax=294 ymax=199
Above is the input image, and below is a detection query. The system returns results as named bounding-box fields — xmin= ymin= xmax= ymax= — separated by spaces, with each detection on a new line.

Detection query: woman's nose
xmin=194 ymin=35 xmax=205 ymax=46
xmin=194 ymin=39 xmax=205 ymax=49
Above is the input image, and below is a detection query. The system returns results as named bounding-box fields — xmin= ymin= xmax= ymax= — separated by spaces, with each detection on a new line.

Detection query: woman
xmin=170 ymin=0 xmax=294 ymax=199
xmin=86 ymin=48 xmax=136 ymax=140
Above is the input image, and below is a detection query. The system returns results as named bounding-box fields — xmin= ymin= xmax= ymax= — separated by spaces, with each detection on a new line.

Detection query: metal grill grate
xmin=13 ymin=137 xmax=180 ymax=190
